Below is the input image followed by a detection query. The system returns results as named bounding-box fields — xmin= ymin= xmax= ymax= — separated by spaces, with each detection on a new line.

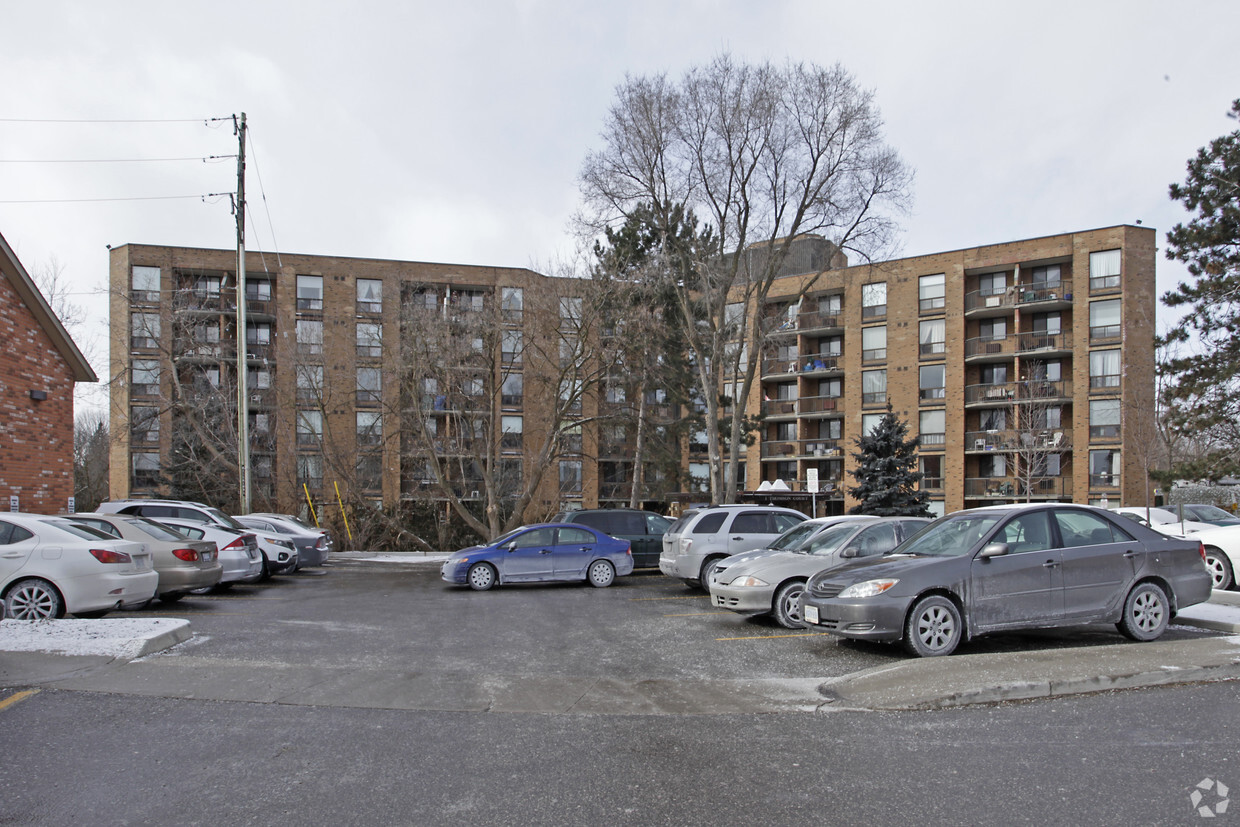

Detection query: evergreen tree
xmin=848 ymin=406 xmax=931 ymax=516
xmin=1161 ymin=98 xmax=1240 ymax=479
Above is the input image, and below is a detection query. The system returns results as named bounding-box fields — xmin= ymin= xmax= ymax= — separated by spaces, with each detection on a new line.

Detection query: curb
xmin=135 ymin=621 xmax=194 ymax=657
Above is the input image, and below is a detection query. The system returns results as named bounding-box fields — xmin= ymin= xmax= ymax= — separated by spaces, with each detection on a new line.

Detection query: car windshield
xmin=127 ymin=517 xmax=188 ymax=541
xmin=898 ymin=513 xmax=1005 ymax=557
xmin=794 ymin=522 xmax=862 ymax=555
xmin=42 ymin=519 xmax=115 ymax=541
xmin=1184 ymin=504 xmax=1233 ymax=521
xmin=207 ymin=506 xmax=247 ymax=530
xmin=490 ymin=528 xmax=526 ymax=547
xmin=770 ymin=521 xmax=823 ymax=551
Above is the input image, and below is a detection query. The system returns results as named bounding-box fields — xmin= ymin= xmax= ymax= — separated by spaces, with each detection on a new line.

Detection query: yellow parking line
xmin=715 ymin=631 xmax=834 ymax=641
xmin=630 ymin=595 xmax=709 ymax=601
xmin=0 ymin=689 xmax=40 ymax=712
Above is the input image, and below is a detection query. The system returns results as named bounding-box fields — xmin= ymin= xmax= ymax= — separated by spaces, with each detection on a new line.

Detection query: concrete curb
xmin=135 ymin=620 xmax=194 ymax=657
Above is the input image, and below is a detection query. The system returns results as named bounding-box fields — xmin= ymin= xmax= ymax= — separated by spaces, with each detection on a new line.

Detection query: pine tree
xmin=848 ymin=406 xmax=932 ymax=516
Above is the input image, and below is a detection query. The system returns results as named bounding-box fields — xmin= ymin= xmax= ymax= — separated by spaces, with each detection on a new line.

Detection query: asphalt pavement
xmin=2 ymin=555 xmax=1239 ymax=712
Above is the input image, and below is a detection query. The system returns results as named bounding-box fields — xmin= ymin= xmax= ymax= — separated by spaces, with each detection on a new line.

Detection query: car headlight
xmin=729 ymin=575 xmax=769 ymax=588
xmin=838 ymin=579 xmax=899 ymax=599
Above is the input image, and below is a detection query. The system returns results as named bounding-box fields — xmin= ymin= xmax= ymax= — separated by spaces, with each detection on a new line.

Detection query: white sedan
xmin=1111 ymin=507 xmax=1214 ymax=536
xmin=1 ymin=513 xmax=158 ymax=619
xmin=1194 ymin=524 xmax=1240 ymax=590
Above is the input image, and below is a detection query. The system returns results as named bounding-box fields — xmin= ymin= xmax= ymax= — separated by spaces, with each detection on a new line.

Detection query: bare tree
xmin=1008 ymin=361 xmax=1067 ymax=502
xmin=73 ymin=409 xmax=110 ymax=511
xmin=579 ymin=54 xmax=912 ymax=503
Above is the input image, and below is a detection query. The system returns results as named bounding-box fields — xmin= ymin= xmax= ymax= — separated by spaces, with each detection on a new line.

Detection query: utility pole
xmin=234 ymin=112 xmax=251 ymax=514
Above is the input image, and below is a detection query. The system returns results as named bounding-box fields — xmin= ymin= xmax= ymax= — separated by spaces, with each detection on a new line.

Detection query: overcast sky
xmin=2 ymin=1 xmax=1237 ymax=412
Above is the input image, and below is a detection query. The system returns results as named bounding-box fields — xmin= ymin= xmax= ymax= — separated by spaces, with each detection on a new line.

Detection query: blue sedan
xmin=441 ymin=523 xmax=634 ymax=591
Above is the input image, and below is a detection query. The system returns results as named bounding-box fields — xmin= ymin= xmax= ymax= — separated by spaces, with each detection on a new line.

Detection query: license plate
xmin=805 ymin=604 xmax=819 ymax=625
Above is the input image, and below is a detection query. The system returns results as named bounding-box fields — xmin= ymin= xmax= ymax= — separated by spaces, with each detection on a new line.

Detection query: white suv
xmin=659 ymin=505 xmax=806 ymax=589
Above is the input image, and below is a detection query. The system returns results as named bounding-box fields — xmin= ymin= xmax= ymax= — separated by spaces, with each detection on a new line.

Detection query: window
xmin=1090 ymin=349 xmax=1121 ymax=389
xmin=997 ymin=511 xmax=1054 ymax=553
xmin=775 ymin=382 xmax=798 ymax=401
xmin=919 ymin=274 xmax=945 ymax=312
xmin=296 ymin=365 xmax=323 ymax=402
xmin=1090 ymin=249 xmax=1121 ymax=290
xmin=1028 ymin=360 xmax=1062 ymax=383
xmin=250 ymin=367 xmax=270 ymax=391
xmin=980 ymin=454 xmax=1006 ymax=478
xmin=819 ymin=294 xmax=843 ymax=316
xmin=132 ymin=452 xmax=160 ymax=487
xmin=501 ymin=373 xmax=523 ymax=407
xmin=409 ymin=289 xmax=438 ymax=311
xmin=560 ymin=460 xmax=583 ymax=494
xmin=247 ymin=323 xmax=272 ymax=346
xmin=1056 ymin=509 xmax=1130 ymax=548
xmin=451 ymin=289 xmax=484 ymax=313
xmin=862 ymin=282 xmax=887 ymax=319
xmin=501 ymin=416 xmax=523 ymax=451
xmin=559 ymin=296 xmax=583 ymax=326
xmin=131 ymin=407 xmax=159 ymax=444
xmin=979 ymin=272 xmax=1007 ymax=296
xmin=1090 ymin=398 xmax=1121 ymax=439
xmin=501 ymin=287 xmax=523 ymax=322
xmin=357 ymin=322 xmax=382 ymax=358
xmin=862 ymin=413 xmax=884 ymax=437
xmin=920 ymin=409 xmax=945 ymax=446
xmin=131 ymin=359 xmax=160 ymax=396
xmin=605 ymin=384 xmax=626 ymax=404
xmin=296 ymin=319 xmax=323 ymax=355
xmin=981 ymin=408 xmax=1007 ymax=432
xmin=357 ymin=367 xmax=381 ymax=404
xmin=250 ymin=412 xmax=269 ymax=436
xmin=246 ymin=279 xmax=271 ymax=302
xmin=357 ymin=411 xmax=382 ymax=446
xmin=1090 ymin=299 xmax=1121 ymax=341
xmin=1027 ymin=265 xmax=1062 ymax=288
xmin=1090 ymin=449 xmax=1121 ymax=487
xmin=131 ymin=266 xmax=160 ymax=301
xmin=819 ymin=378 xmax=842 ymax=398
xmin=297 ymin=455 xmax=323 ymax=488
xmin=775 ymin=421 xmax=797 ymax=442
xmin=981 ymin=364 xmax=1008 ymax=385
xmin=979 ymin=318 xmax=1007 ymax=340
xmin=862 ymin=326 xmax=887 ymax=362
xmin=131 ymin=312 xmax=160 ymax=349
xmin=192 ymin=322 xmax=221 ymax=345
xmin=817 ymin=418 xmax=843 ymax=440
xmin=297 ymin=410 xmax=323 ymax=446
xmin=819 ymin=335 xmax=843 ymax=357
xmin=296 ymin=275 xmax=323 ymax=311
xmin=920 ymin=364 xmax=946 ymax=401
xmin=357 ymin=454 xmax=382 ymax=491
xmin=502 ymin=329 xmax=523 ymax=364
xmin=919 ymin=319 xmax=945 ymax=356
xmin=357 ymin=279 xmax=382 ymax=313
xmin=862 ymin=369 xmax=886 ymax=405
xmin=193 ymin=276 xmax=221 ymax=299
xmin=920 ymin=455 xmax=943 ymax=488
xmin=1031 ymin=312 xmax=1061 ymax=336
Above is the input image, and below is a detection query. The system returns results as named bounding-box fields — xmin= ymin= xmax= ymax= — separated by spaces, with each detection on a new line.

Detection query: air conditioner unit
xmin=974 ymin=438 xmax=987 ymax=450
xmin=471 ymin=490 xmax=480 ymax=498
xmin=250 ymin=395 xmax=262 ymax=403
xmin=985 ymin=296 xmax=1001 ymax=307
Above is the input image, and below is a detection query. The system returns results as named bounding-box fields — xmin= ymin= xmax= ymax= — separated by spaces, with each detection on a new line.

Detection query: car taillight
xmin=173 ymin=548 xmax=200 ymax=562
xmin=1200 ymin=542 xmax=1207 ymax=561
xmin=626 ymin=542 xmax=632 ymax=557
xmin=89 ymin=548 xmax=133 ymax=564
xmin=315 ymin=536 xmax=327 ymax=549
xmin=223 ymin=538 xmax=245 ymax=551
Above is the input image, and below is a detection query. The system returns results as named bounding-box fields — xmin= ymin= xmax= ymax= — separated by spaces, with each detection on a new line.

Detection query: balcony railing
xmin=964 ymin=335 xmax=1014 ymax=359
xmin=1017 ymin=331 xmax=1072 ymax=353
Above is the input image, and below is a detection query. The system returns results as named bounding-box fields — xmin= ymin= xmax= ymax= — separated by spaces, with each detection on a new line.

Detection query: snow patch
xmin=0 ymin=618 xmax=190 ymax=659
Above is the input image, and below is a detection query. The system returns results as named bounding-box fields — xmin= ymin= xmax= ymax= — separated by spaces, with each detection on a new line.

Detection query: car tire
xmin=772 ymin=580 xmax=807 ymax=629
xmin=5 ymin=578 xmax=65 ymax=620
xmin=903 ymin=594 xmax=963 ymax=657
xmin=467 ymin=562 xmax=497 ymax=591
xmin=698 ymin=558 xmax=723 ymax=592
xmin=259 ymin=553 xmax=272 ymax=580
xmin=1204 ymin=549 xmax=1234 ymax=591
xmin=587 ymin=560 xmax=616 ymax=588
xmin=1117 ymin=581 xmax=1170 ymax=642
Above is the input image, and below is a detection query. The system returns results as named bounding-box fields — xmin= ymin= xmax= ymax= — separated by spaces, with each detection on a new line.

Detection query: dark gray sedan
xmin=800 ymin=504 xmax=1212 ymax=657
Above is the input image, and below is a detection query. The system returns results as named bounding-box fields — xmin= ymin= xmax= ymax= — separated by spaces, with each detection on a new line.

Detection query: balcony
xmin=762 ymin=399 xmax=798 ymax=418
xmin=795 ymin=308 xmax=844 ymax=334
xmin=1016 ymin=331 xmax=1072 ymax=356
xmin=799 ymin=395 xmax=841 ymax=416
xmin=964 ymin=335 xmax=1014 ymax=361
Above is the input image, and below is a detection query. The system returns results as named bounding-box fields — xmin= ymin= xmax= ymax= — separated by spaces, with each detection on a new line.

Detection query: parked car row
xmin=1 ymin=499 xmax=334 ymax=620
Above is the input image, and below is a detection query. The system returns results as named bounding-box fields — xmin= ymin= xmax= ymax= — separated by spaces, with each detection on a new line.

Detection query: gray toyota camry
xmin=799 ymin=504 xmax=1212 ymax=657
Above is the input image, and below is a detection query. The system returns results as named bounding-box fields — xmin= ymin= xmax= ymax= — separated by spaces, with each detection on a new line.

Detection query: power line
xmin=0 ymin=155 xmax=236 ymax=164
xmin=0 ymin=194 xmax=229 ymax=204
xmin=0 ymin=117 xmax=231 ymax=124
xmin=246 ymin=126 xmax=284 ymax=269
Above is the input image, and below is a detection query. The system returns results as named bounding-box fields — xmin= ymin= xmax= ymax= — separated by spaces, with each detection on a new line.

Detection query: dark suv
xmin=551 ymin=509 xmax=672 ymax=568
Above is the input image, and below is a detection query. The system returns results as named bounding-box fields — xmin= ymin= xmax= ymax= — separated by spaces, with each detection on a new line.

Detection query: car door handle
xmin=539 ymin=549 xmax=553 ymax=554
xmin=1122 ymin=550 xmax=1139 ymax=558
xmin=579 ymin=546 xmax=592 ymax=552
xmin=1042 ymin=560 xmax=1060 ymax=568
xmin=0 ymin=550 xmax=22 ymax=558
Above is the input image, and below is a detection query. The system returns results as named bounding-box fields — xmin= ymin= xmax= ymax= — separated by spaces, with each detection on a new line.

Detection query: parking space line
xmin=714 ymin=631 xmax=834 ymax=641
xmin=0 ymin=689 xmax=39 ymax=712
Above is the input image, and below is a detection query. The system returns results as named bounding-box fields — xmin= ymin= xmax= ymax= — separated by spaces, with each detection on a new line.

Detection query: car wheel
xmin=587 ymin=559 xmax=615 ymax=588
xmin=1204 ymin=549 xmax=1234 ymax=591
xmin=1117 ymin=581 xmax=1170 ymax=641
xmin=772 ymin=580 xmax=807 ymax=629
xmin=903 ymin=595 xmax=962 ymax=657
xmin=467 ymin=562 xmax=497 ymax=591
xmin=698 ymin=558 xmax=723 ymax=592
xmin=259 ymin=553 xmax=272 ymax=580
xmin=5 ymin=578 xmax=65 ymax=620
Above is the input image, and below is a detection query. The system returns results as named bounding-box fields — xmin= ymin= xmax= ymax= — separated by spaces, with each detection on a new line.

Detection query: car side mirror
xmin=978 ymin=542 xmax=1009 ymax=560
xmin=840 ymin=546 xmax=860 ymax=558
xmin=504 ymin=542 xmax=518 ymax=552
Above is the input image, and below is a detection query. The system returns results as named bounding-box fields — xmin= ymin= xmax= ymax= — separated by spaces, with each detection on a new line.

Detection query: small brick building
xmin=0 ymin=230 xmax=97 ymax=514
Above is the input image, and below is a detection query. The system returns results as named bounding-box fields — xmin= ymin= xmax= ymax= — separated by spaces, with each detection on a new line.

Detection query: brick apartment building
xmin=108 ymin=224 xmax=1155 ymax=521
xmin=0 ymin=230 xmax=98 ymax=514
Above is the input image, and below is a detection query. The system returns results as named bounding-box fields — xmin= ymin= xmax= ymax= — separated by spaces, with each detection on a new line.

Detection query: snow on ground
xmin=336 ymin=552 xmax=451 ymax=563
xmin=0 ymin=618 xmax=189 ymax=658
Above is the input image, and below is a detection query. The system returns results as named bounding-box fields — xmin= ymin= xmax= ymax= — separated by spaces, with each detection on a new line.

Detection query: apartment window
xmin=357 ymin=322 xmax=383 ymax=358
xmin=605 ymin=384 xmax=626 ymax=405
xmin=1033 ymin=405 xmax=1063 ymax=430
xmin=297 ymin=275 xmax=324 ymax=311
xmin=980 ymin=454 xmax=1007 ymax=478
xmin=862 ymin=282 xmax=887 ymax=319
xmin=819 ymin=294 xmax=842 ymax=316
xmin=560 ymin=378 xmax=584 ymax=413
xmin=501 ymin=415 xmax=523 ymax=451
xmin=862 ymin=413 xmax=884 ymax=437
xmin=1090 ymin=449 xmax=1121 ymax=487
xmin=559 ymin=296 xmax=583 ymax=325
xmin=981 ymin=364 xmax=1008 ymax=385
xmin=246 ymin=279 xmax=271 ymax=302
xmin=862 ymin=369 xmax=887 ymax=405
xmin=920 ymin=364 xmax=946 ymax=401
xmin=250 ymin=412 xmax=270 ymax=436
xmin=131 ymin=359 xmax=160 ymax=396
xmin=501 ymin=373 xmax=523 ymax=407
xmin=131 ymin=266 xmax=160 ymax=302
xmin=462 ymin=377 xmax=484 ymax=399
xmin=920 ymin=409 xmax=946 ymax=447
xmin=297 ymin=455 xmax=323 ymax=488
xmin=560 ymin=460 xmax=583 ymax=494
xmin=920 ymin=455 xmax=943 ymax=489
xmin=819 ymin=335 xmax=843 ymax=357
xmin=193 ymin=276 xmax=221 ymax=299
xmin=562 ymin=424 xmax=583 ymax=455
xmin=1028 ymin=265 xmax=1062 ymax=288
xmin=817 ymin=418 xmax=843 ymax=440
xmin=452 ymin=289 xmax=485 ymax=313
xmin=357 ymin=367 xmax=381 ymax=404
xmin=774 ymin=382 xmax=798 ymax=401
xmin=357 ymin=411 xmax=382 ymax=446
xmin=1090 ymin=398 xmax=1121 ymax=439
xmin=204 ymin=367 xmax=221 ymax=388
xmin=862 ymin=325 xmax=887 ymax=362
xmin=409 ymin=289 xmax=438 ymax=312
xmin=252 ymin=454 xmax=272 ymax=479
xmin=502 ymin=329 xmax=523 ymax=365
xmin=296 ymin=365 xmax=323 ymax=402
xmin=249 ymin=367 xmax=270 ymax=391
xmin=979 ymin=272 xmax=1007 ymax=297
xmin=919 ymin=318 xmax=945 ymax=356
xmin=1090 ymin=249 xmax=1121 ymax=290
xmin=774 ymin=421 xmax=797 ymax=442
xmin=980 ymin=318 xmax=1007 ymax=340
xmin=297 ymin=411 xmax=323 ymax=446
xmin=1028 ymin=360 xmax=1062 ymax=383
xmin=132 ymin=452 xmax=160 ymax=487
xmin=357 ymin=279 xmax=382 ymax=313
xmin=981 ymin=407 xmax=1007 ymax=432
xmin=246 ymin=323 xmax=272 ymax=346
xmin=501 ymin=286 xmax=524 ymax=323
xmin=819 ymin=378 xmax=842 ymax=398
xmin=689 ymin=462 xmax=710 ymax=494
xmin=1031 ymin=312 xmax=1062 ymax=336
xmin=919 ymin=273 xmax=945 ymax=312
xmin=131 ymin=407 xmax=159 ymax=444
xmin=1090 ymin=349 xmax=1121 ymax=390
xmin=296 ymin=319 xmax=323 ymax=355
xmin=356 ymin=454 xmax=382 ymax=491
xmin=1090 ymin=299 xmax=1122 ymax=341
xmin=131 ymin=312 xmax=160 ymax=349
